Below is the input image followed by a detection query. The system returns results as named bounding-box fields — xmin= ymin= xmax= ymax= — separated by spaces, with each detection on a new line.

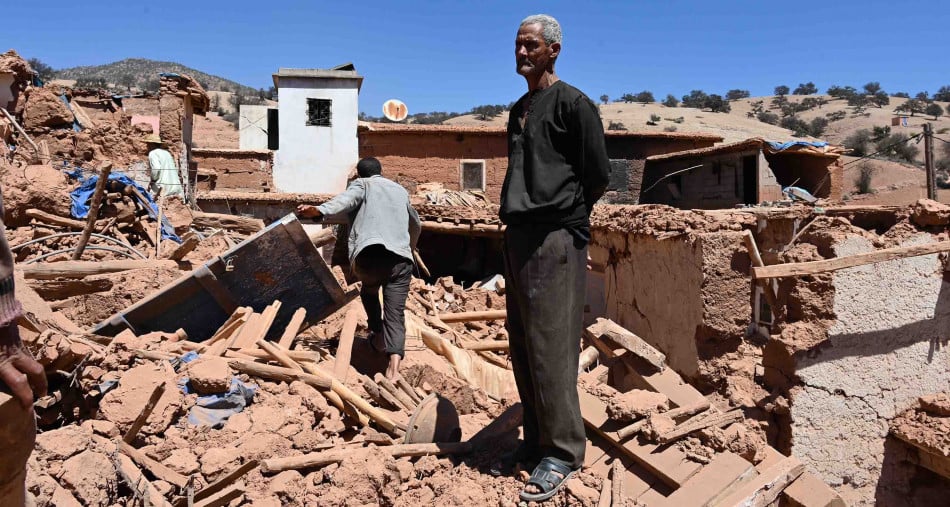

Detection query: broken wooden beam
xmin=27 ymin=277 xmax=113 ymax=300
xmin=437 ymin=309 xmax=507 ymax=323
xmin=710 ymin=456 xmax=805 ymax=507
xmin=658 ymin=410 xmax=744 ymax=444
xmin=122 ymin=383 xmax=166 ymax=444
xmin=276 ymin=307 xmax=307 ymax=349
xmin=20 ymin=259 xmax=179 ymax=280
xmin=193 ymin=485 xmax=244 ymax=507
xmin=25 ymin=209 xmax=109 ymax=230
xmin=114 ymin=453 xmax=173 ymax=507
xmin=228 ymin=359 xmax=330 ymax=389
xmin=119 ymin=441 xmax=188 ymax=489
xmin=584 ymin=318 xmax=666 ymax=371
xmin=260 ymin=442 xmax=472 ymax=473
xmin=333 ymin=303 xmax=361 ymax=379
xmin=187 ymin=460 xmax=257 ymax=506
xmin=742 ymin=230 xmax=780 ymax=313
xmin=458 ymin=340 xmax=509 ymax=351
xmin=656 ymin=451 xmax=755 ymax=507
xmin=752 ymin=239 xmax=950 ymax=280
xmin=73 ymin=162 xmax=113 ymax=260
xmin=165 ymin=232 xmax=199 ymax=261
xmin=420 ymin=220 xmax=505 ymax=237
xmin=192 ymin=212 xmax=264 ymax=235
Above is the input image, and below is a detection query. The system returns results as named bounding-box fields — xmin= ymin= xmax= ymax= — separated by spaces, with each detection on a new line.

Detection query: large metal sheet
xmin=93 ymin=214 xmax=352 ymax=341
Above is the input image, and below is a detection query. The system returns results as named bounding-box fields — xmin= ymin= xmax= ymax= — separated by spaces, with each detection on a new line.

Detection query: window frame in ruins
xmin=459 ymin=159 xmax=486 ymax=191
xmin=305 ymin=98 xmax=332 ymax=127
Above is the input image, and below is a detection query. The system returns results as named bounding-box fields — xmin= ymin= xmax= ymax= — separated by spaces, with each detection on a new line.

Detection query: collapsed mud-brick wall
xmin=192 ymin=148 xmax=272 ymax=192
xmin=761 ymin=204 xmax=950 ymax=506
xmin=590 ymin=202 xmax=950 ymax=505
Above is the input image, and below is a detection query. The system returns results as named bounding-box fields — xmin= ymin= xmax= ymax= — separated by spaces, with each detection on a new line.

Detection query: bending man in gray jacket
xmin=297 ymin=157 xmax=421 ymax=379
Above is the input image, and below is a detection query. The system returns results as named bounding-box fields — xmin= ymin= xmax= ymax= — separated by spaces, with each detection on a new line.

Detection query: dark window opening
xmin=306 ymin=98 xmax=332 ymax=126
xmin=461 ymin=161 xmax=485 ymax=190
xmin=267 ymin=108 xmax=279 ymax=149
xmin=742 ymin=155 xmax=757 ymax=204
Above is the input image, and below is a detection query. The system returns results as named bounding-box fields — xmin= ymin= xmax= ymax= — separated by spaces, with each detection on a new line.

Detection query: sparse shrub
xmin=825 ymin=110 xmax=847 ymax=122
xmin=650 ymin=113 xmax=662 ymax=122
xmin=705 ymin=94 xmax=731 ymax=113
xmin=808 ymin=117 xmax=829 ymax=137
xmin=635 ymin=91 xmax=655 ymax=103
xmin=620 ymin=93 xmax=636 ymax=103
xmin=934 ymin=86 xmax=950 ymax=102
xmin=781 ymin=115 xmax=808 ymax=136
xmin=750 ymin=100 xmax=765 ymax=114
xmin=672 ymin=117 xmax=684 ymax=123
xmin=222 ymin=111 xmax=239 ymax=129
xmin=662 ymin=94 xmax=679 ymax=107
xmin=608 ymin=121 xmax=627 ymax=130
xmin=600 ymin=94 xmax=609 ymax=104
xmin=843 ymin=129 xmax=872 ymax=157
xmin=681 ymin=90 xmax=708 ymax=108
xmin=863 ymin=82 xmax=882 ymax=95
xmin=893 ymin=92 xmax=910 ymax=98
xmin=774 ymin=85 xmax=790 ymax=96
xmin=27 ymin=58 xmax=55 ymax=82
xmin=663 ymin=125 xmax=678 ymax=132
xmin=875 ymin=132 xmax=919 ymax=163
xmin=757 ymin=111 xmax=780 ymax=125
xmin=855 ymin=163 xmax=876 ymax=194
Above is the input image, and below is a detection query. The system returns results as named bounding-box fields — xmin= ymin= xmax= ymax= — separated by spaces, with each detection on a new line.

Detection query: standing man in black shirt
xmin=499 ymin=13 xmax=610 ymax=503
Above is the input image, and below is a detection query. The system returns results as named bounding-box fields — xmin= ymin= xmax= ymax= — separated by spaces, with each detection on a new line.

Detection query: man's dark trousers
xmin=504 ymin=224 xmax=587 ymax=469
xmin=353 ymin=244 xmax=413 ymax=356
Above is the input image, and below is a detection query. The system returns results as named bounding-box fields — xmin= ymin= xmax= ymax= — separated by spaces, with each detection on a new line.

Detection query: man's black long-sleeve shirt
xmin=499 ymin=80 xmax=611 ymax=243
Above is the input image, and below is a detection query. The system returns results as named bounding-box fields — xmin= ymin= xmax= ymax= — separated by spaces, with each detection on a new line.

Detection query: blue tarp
xmin=180 ymin=377 xmax=258 ymax=428
xmin=69 ymin=172 xmax=181 ymax=243
xmin=766 ymin=140 xmax=829 ymax=151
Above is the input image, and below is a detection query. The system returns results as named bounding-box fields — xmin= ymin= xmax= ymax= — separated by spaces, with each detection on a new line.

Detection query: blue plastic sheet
xmin=766 ymin=140 xmax=829 ymax=151
xmin=181 ymin=377 xmax=257 ymax=428
xmin=69 ymin=172 xmax=181 ymax=243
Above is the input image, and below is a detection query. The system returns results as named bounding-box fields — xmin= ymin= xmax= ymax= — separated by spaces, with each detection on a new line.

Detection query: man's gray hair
xmin=520 ymin=14 xmax=562 ymax=45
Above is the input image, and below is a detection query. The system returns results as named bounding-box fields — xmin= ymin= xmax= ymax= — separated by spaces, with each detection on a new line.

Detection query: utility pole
xmin=924 ymin=123 xmax=936 ymax=200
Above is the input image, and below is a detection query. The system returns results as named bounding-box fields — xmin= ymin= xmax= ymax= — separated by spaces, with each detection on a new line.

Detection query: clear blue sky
xmin=5 ymin=0 xmax=947 ymax=115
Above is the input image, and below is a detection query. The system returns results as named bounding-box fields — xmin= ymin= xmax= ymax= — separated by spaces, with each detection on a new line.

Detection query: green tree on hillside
xmin=916 ymin=91 xmax=931 ymax=102
xmin=600 ymin=94 xmax=609 ymax=105
xmin=893 ymin=92 xmax=910 ymax=98
xmin=634 ymin=91 xmax=655 ymax=103
xmin=926 ymin=103 xmax=945 ymax=120
xmin=119 ymin=74 xmax=135 ymax=91
xmin=934 ymin=86 xmax=950 ymax=102
xmin=681 ymin=90 xmax=708 ymax=108
xmin=774 ymin=85 xmax=790 ymax=96
xmin=793 ymin=82 xmax=818 ymax=95
xmin=662 ymin=94 xmax=679 ymax=107
xmin=27 ymin=58 xmax=55 ymax=82
xmin=870 ymin=91 xmax=890 ymax=108
xmin=896 ymin=99 xmax=925 ymax=116
xmin=726 ymin=89 xmax=750 ymax=100
xmin=620 ymin=93 xmax=636 ymax=103
xmin=705 ymin=94 xmax=731 ymax=113
xmin=863 ymin=82 xmax=882 ymax=95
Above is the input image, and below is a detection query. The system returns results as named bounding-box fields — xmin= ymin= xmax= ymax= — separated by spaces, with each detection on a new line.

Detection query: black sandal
xmin=519 ymin=457 xmax=577 ymax=503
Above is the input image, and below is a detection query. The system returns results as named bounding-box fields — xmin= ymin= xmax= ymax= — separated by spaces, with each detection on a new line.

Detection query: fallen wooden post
xmin=395 ymin=376 xmax=423 ymax=404
xmin=166 ymin=232 xmax=199 ymax=261
xmin=20 ymin=259 xmax=179 ymax=280
xmin=276 ymin=307 xmax=307 ymax=349
xmin=192 ymin=212 xmax=264 ymax=235
xmin=119 ymin=441 xmax=188 ymax=489
xmin=228 ymin=359 xmax=330 ymax=390
xmin=187 ymin=460 xmax=257 ymax=506
xmin=584 ymin=318 xmax=666 ymax=371
xmin=260 ymin=442 xmax=472 ymax=473
xmin=420 ymin=220 xmax=506 ymax=238
xmin=122 ymin=383 xmax=166 ymax=443
xmin=752 ymin=239 xmax=950 ymax=280
xmin=28 ymin=277 xmax=113 ymax=300
xmin=611 ymin=459 xmax=625 ymax=507
xmin=256 ymin=339 xmax=305 ymax=371
xmin=25 ymin=209 xmax=109 ymax=230
xmin=114 ymin=453 xmax=173 ymax=507
xmin=73 ymin=162 xmax=113 ymax=260
xmin=375 ymin=373 xmax=416 ymax=412
xmin=333 ymin=303 xmax=361 ymax=379
xmin=458 ymin=340 xmax=509 ymax=352
xmin=193 ymin=485 xmax=244 ymax=507
xmin=657 ymin=410 xmax=744 ymax=444
xmin=710 ymin=456 xmax=805 ymax=507
xmin=437 ymin=309 xmax=507 ymax=323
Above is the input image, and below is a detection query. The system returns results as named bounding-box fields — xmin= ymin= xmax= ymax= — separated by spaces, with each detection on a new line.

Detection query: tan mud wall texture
xmin=359 ymin=132 xmax=507 ymax=202
xmin=786 ymin=232 xmax=950 ymax=506
xmin=192 ymin=151 xmax=272 ymax=191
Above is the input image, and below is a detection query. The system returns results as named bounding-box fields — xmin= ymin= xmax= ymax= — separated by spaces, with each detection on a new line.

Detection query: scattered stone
xmin=187 ymin=356 xmax=232 ymax=394
xmin=58 ymin=450 xmax=115 ymax=506
xmin=35 ymin=424 xmax=93 ymax=462
xmin=606 ymin=389 xmax=670 ymax=422
xmin=162 ymin=448 xmax=200 ymax=475
xmin=911 ymin=199 xmax=950 ymax=227
xmin=393 ymin=458 xmax=415 ymax=482
xmin=50 ymin=485 xmax=83 ymax=507
xmin=200 ymin=447 xmax=243 ymax=482
xmin=82 ymin=419 xmax=119 ymax=438
xmin=566 ymin=477 xmax=599 ymax=505
xmin=98 ymin=363 xmax=184 ymax=436
xmin=920 ymin=393 xmax=950 ymax=416
xmin=269 ymin=470 xmax=305 ymax=500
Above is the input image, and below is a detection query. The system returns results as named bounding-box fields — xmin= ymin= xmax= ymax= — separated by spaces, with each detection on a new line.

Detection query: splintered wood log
xmin=375 ymin=373 xmax=415 ymax=412
xmin=611 ymin=459 xmax=624 ymax=507
xmin=114 ymin=453 xmax=172 ymax=507
xmin=256 ymin=339 xmax=304 ymax=371
xmin=260 ymin=442 xmax=472 ymax=473
xmin=25 ymin=209 xmax=109 ymax=230
xmin=395 ymin=376 xmax=423 ymax=404
xmin=362 ymin=376 xmax=402 ymax=411
xmin=710 ymin=456 xmax=805 ymax=507
xmin=73 ymin=162 xmax=113 ymax=260
xmin=752 ymin=239 xmax=950 ymax=280
xmin=188 ymin=461 xmax=258 ymax=506
xmin=193 ymin=485 xmax=244 ymax=507
xmin=657 ymin=410 xmax=745 ymax=444
xmin=166 ymin=231 xmax=199 ymax=261
xmin=123 ymin=383 xmax=166 ymax=443
xmin=228 ymin=359 xmax=330 ymax=389
xmin=192 ymin=212 xmax=265 ymax=235
xmin=584 ymin=318 xmax=666 ymax=371
xmin=20 ymin=259 xmax=178 ymax=280
xmin=437 ymin=309 xmax=507 ymax=323
xmin=28 ymin=277 xmax=113 ymax=300
xmin=276 ymin=307 xmax=307 ymax=349
xmin=458 ymin=340 xmax=509 ymax=351
xmin=333 ymin=303 xmax=361 ymax=379
xmin=119 ymin=441 xmax=188 ymax=489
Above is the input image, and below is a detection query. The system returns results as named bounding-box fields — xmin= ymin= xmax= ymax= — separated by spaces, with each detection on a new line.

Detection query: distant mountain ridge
xmin=55 ymin=58 xmax=258 ymax=94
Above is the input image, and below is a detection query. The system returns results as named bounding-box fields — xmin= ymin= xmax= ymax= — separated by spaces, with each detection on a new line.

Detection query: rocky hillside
xmin=55 ymin=58 xmax=257 ymax=94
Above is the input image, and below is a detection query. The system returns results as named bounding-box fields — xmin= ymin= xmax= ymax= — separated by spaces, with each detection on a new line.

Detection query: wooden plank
xmin=458 ymin=340 xmax=509 ymax=351
xmin=710 ymin=456 xmax=805 ymax=507
xmin=585 ymin=318 xmax=666 ymax=371
xmin=193 ymin=485 xmax=243 ymax=507
xmin=114 ymin=453 xmax=172 ymax=507
xmin=261 ymin=442 xmax=472 ymax=473
xmin=579 ymin=389 xmax=701 ymax=489
xmin=742 ymin=230 xmax=780 ymax=313
xmin=20 ymin=259 xmax=178 ymax=280
xmin=276 ymin=307 xmax=307 ymax=349
xmin=26 ymin=208 xmax=108 ymax=230
xmin=28 ymin=277 xmax=113 ymax=300
xmin=333 ymin=303 xmax=361 ymax=380
xmin=656 ymin=452 xmax=755 ymax=507
xmin=123 ymin=383 xmax=166 ymax=443
xmin=752 ymin=240 xmax=950 ymax=280
xmin=437 ymin=309 xmax=507 ymax=323
xmin=658 ymin=410 xmax=745 ymax=444
xmin=189 ymin=461 xmax=258 ymax=505
xmin=782 ymin=471 xmax=846 ymax=507
xmin=192 ymin=212 xmax=264 ymax=235
xmin=119 ymin=441 xmax=188 ymax=489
